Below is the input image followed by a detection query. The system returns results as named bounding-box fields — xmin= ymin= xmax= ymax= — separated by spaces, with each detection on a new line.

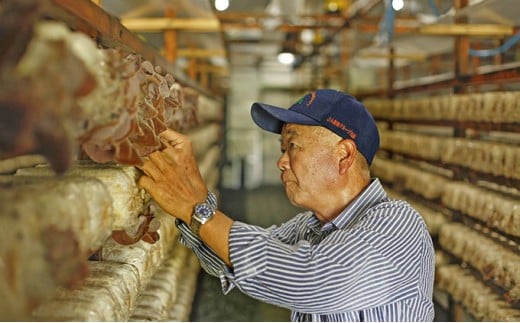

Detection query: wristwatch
xmin=190 ymin=193 xmax=217 ymax=237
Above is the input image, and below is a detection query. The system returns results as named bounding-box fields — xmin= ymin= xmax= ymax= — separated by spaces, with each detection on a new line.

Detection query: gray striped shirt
xmin=177 ymin=179 xmax=435 ymax=321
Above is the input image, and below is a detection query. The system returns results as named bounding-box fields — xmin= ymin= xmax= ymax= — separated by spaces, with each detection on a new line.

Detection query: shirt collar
xmin=307 ymin=178 xmax=388 ymax=233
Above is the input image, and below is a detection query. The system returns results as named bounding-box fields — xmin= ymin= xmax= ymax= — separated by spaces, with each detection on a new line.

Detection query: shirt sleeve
xmin=217 ymin=213 xmax=310 ymax=294
xmin=175 ymin=219 xmax=229 ymax=278
xmin=222 ymin=206 xmax=426 ymax=314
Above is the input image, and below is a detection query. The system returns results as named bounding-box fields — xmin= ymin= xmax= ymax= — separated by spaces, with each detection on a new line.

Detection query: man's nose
xmin=277 ymin=152 xmax=289 ymax=171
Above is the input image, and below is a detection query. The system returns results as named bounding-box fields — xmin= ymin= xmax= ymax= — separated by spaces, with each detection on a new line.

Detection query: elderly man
xmin=139 ymin=89 xmax=435 ymax=322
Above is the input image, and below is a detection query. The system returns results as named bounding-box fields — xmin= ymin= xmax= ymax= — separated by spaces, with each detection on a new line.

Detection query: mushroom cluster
xmin=79 ymin=50 xmax=199 ymax=167
xmin=0 ymin=20 xmax=199 ymax=173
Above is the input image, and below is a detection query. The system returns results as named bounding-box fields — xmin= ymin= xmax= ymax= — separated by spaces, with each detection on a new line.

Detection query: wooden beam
xmin=164 ymin=8 xmax=177 ymax=63
xmin=417 ymin=24 xmax=514 ymax=37
xmin=358 ymin=52 xmax=427 ymax=61
xmin=356 ymin=21 xmax=417 ymax=33
xmin=219 ymin=19 xmax=417 ymax=33
xmin=454 ymin=0 xmax=470 ymax=94
xmin=188 ymin=46 xmax=197 ymax=81
xmin=121 ymin=17 xmax=221 ymax=32
xmin=388 ymin=47 xmax=395 ymax=98
xmin=177 ymin=48 xmax=226 ymax=58
xmin=196 ymin=64 xmax=229 ymax=76
xmin=200 ymin=69 xmax=209 ymax=89
xmin=358 ymin=62 xmax=520 ymax=98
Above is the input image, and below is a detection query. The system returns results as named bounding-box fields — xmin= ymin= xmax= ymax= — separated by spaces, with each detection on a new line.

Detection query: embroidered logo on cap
xmin=306 ymin=91 xmax=316 ymax=107
xmin=326 ymin=117 xmax=357 ymax=139
xmin=295 ymin=91 xmax=316 ymax=107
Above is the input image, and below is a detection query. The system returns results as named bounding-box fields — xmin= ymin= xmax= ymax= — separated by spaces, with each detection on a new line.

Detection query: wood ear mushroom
xmin=111 ymin=204 xmax=161 ymax=245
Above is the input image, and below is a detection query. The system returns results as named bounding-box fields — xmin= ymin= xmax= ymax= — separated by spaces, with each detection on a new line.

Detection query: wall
xmin=222 ymin=68 xmax=263 ymax=188
xmin=222 ymin=66 xmax=302 ymax=188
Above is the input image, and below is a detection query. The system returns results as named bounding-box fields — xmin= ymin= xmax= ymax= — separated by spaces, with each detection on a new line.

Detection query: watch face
xmin=195 ymin=203 xmax=214 ymax=219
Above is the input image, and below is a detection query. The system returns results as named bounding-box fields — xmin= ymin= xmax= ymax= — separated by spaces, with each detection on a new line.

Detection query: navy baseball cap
xmin=251 ymin=89 xmax=380 ymax=165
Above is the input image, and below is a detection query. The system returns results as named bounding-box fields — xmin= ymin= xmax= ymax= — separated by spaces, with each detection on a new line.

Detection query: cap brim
xmin=251 ymin=102 xmax=319 ymax=134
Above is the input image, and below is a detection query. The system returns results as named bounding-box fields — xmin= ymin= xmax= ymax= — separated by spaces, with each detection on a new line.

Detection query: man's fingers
xmin=159 ymin=129 xmax=187 ymax=148
xmin=161 ymin=145 xmax=182 ymax=164
xmin=141 ymin=157 xmax=162 ymax=181
xmin=149 ymin=149 xmax=178 ymax=173
xmin=137 ymin=175 xmax=155 ymax=191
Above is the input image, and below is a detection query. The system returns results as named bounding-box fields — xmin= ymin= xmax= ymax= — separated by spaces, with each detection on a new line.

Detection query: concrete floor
xmin=189 ymin=185 xmax=303 ymax=322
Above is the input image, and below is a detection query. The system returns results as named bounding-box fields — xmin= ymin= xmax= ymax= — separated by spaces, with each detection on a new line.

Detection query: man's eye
xmin=281 ymin=141 xmax=297 ymax=153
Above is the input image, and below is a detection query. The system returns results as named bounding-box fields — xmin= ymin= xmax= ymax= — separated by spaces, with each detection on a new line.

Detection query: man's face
xmin=278 ymin=124 xmax=341 ymax=211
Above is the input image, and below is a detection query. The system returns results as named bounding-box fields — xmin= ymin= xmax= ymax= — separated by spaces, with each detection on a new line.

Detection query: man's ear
xmin=338 ymin=139 xmax=357 ymax=175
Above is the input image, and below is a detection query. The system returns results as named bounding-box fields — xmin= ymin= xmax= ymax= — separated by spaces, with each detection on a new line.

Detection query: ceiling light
xmin=214 ymin=0 xmax=229 ymax=11
xmin=327 ymin=2 xmax=338 ymax=12
xmin=300 ymin=29 xmax=314 ymax=44
xmin=277 ymin=52 xmax=295 ymax=65
xmin=392 ymin=0 xmax=404 ymax=11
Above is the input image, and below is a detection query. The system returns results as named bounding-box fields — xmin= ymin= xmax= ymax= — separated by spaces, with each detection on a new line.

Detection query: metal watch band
xmin=190 ymin=216 xmax=204 ymax=237
xmin=190 ymin=191 xmax=217 ymax=236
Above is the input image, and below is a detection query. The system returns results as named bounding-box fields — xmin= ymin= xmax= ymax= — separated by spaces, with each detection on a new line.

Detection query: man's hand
xmin=138 ymin=129 xmax=207 ymax=224
xmin=139 ymin=128 xmax=233 ymax=266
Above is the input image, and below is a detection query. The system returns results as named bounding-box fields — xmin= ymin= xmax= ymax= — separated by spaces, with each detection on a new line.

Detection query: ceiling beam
xmin=121 ymin=17 xmax=221 ymax=32
xmin=355 ymin=22 xmax=417 ymax=33
xmin=216 ymin=12 xmax=346 ymax=21
xmin=357 ymin=52 xmax=427 ymax=61
xmin=196 ymin=64 xmax=230 ymax=76
xmin=220 ymin=20 xmax=417 ymax=33
xmin=417 ymin=24 xmax=514 ymax=37
xmin=176 ymin=48 xmax=226 ymax=58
